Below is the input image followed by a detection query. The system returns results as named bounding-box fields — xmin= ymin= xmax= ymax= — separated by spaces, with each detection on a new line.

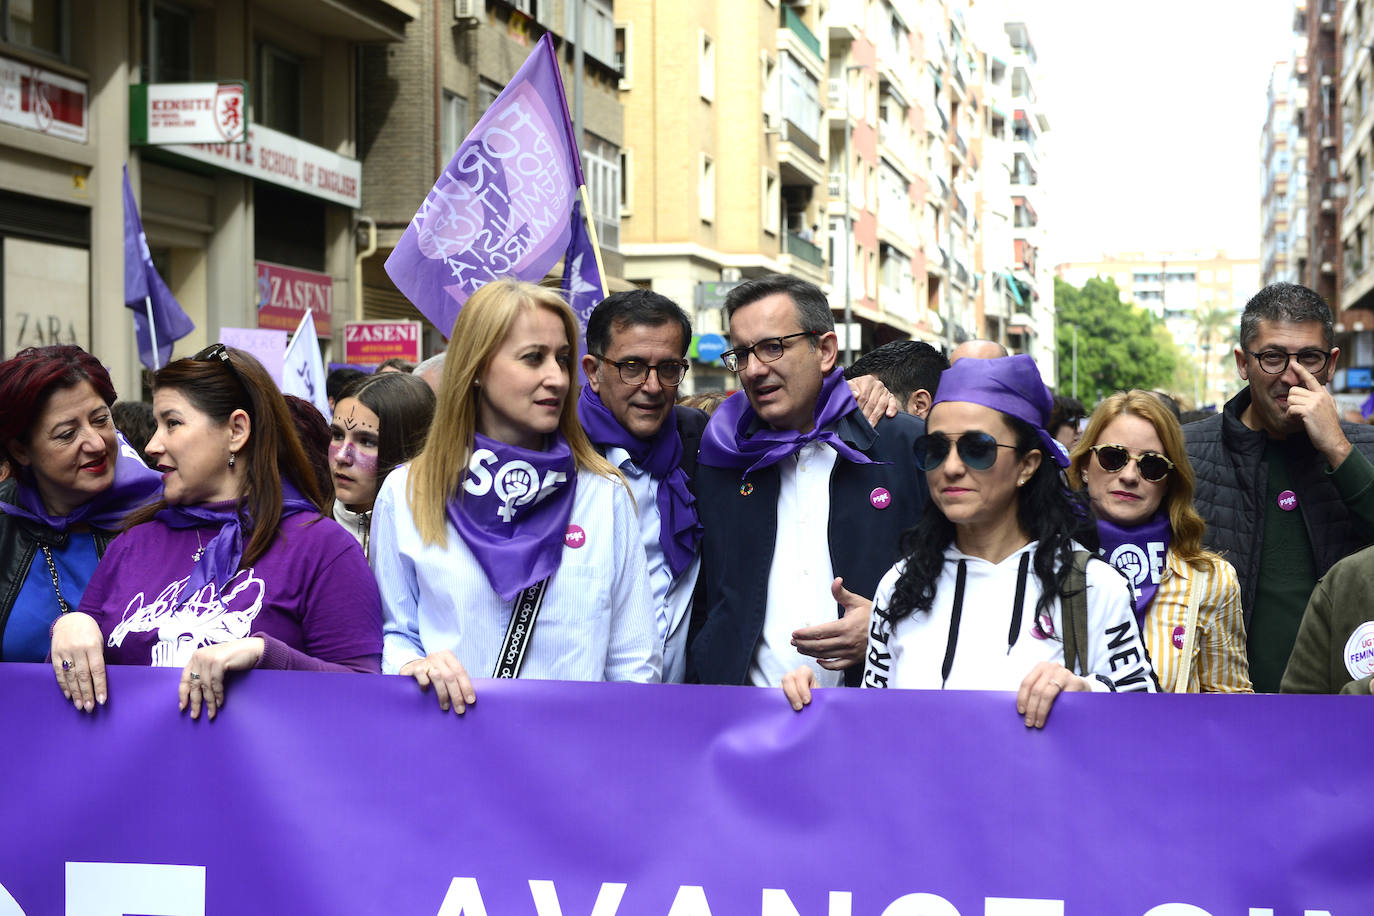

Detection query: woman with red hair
xmin=0 ymin=346 xmax=161 ymax=663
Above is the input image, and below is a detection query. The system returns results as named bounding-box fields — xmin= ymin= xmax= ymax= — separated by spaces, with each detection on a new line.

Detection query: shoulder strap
xmin=1061 ymin=550 xmax=1092 ymax=677
xmin=1174 ymin=562 xmax=1204 ymax=693
xmin=492 ymin=578 xmax=551 ymax=678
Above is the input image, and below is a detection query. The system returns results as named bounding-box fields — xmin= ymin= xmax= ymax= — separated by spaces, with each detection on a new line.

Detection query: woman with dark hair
xmin=784 ymin=356 xmax=1157 ymax=725
xmin=328 ymin=372 xmax=436 ymax=555
xmin=1069 ymin=391 xmax=1250 ymax=693
xmin=0 ymin=346 xmax=161 ymax=663
xmin=51 ymin=345 xmax=383 ymax=718
xmin=284 ymin=393 xmax=334 ymax=504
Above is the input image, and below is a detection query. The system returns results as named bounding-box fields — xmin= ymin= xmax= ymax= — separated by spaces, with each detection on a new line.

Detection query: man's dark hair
xmin=843 ymin=340 xmax=948 ymax=403
xmin=327 ymin=368 xmax=368 ymax=402
xmin=111 ymin=400 xmax=157 ymax=468
xmin=1239 ymin=282 xmax=1333 ymax=349
xmin=585 ymin=289 xmax=692 ymax=357
xmin=724 ymin=274 xmax=834 ymax=336
xmin=1049 ymin=395 xmax=1085 ymax=433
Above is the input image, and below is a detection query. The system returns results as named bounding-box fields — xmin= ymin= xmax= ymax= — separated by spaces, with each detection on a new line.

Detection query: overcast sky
xmin=1021 ymin=0 xmax=1297 ymax=264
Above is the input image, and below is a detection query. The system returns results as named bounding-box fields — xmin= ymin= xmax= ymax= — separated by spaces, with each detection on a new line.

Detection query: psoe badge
xmin=1343 ymin=621 xmax=1374 ymax=680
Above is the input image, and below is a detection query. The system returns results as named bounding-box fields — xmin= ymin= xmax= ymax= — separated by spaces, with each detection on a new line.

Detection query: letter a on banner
xmin=385 ymin=33 xmax=586 ymax=338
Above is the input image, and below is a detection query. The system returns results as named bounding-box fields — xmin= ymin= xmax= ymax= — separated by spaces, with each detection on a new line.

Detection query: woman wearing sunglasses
xmin=50 ymin=345 xmax=383 ymax=718
xmin=784 ymin=355 xmax=1157 ymax=726
xmin=1069 ymin=391 xmax=1251 ymax=693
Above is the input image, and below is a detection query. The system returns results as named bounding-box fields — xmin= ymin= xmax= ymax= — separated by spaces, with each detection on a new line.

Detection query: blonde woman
xmin=370 ymin=279 xmax=660 ymax=712
xmin=1069 ymin=391 xmax=1252 ymax=693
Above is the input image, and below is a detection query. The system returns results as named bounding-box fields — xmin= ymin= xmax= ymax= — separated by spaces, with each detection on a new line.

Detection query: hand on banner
xmin=179 ymin=637 xmax=265 ymax=721
xmin=1016 ymin=662 xmax=1089 ymax=729
xmin=51 ymin=612 xmax=108 ymax=713
xmin=400 ymin=650 xmax=477 ymax=714
xmin=790 ymin=578 xmax=872 ymax=670
xmin=782 ymin=665 xmax=820 ymax=711
xmin=847 ymin=376 xmax=900 ymax=426
xmin=1287 ymin=363 xmax=1352 ymax=467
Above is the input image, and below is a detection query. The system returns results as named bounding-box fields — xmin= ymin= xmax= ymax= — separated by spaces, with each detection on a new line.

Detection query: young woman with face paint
xmin=328 ymin=372 xmax=436 ymax=556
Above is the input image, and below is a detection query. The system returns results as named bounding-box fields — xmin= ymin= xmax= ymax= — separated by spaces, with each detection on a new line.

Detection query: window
xmin=4 ymin=0 xmax=65 ymax=58
xmin=781 ymin=52 xmax=820 ymax=142
xmin=583 ymin=133 xmax=621 ymax=250
xmin=615 ymin=23 xmax=633 ymax=89
xmin=699 ymin=31 xmax=715 ymax=101
xmin=762 ymin=170 xmax=779 ymax=235
xmin=478 ymin=78 xmax=502 ymax=117
xmin=619 ymin=148 xmax=633 ymax=217
xmin=255 ymin=42 xmax=303 ymax=136
xmin=150 ymin=2 xmax=192 ymax=82
xmin=700 ymin=154 xmax=715 ymax=223
xmin=567 ymin=0 xmax=615 ymax=68
xmin=441 ymin=91 xmax=469 ymax=160
xmin=761 ymin=52 xmax=778 ymax=128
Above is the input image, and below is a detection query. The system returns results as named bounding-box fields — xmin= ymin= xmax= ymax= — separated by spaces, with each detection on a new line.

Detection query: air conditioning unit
xmin=455 ymin=0 xmax=483 ymax=24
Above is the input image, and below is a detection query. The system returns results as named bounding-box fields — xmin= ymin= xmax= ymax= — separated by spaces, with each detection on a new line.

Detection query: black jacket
xmin=1184 ymin=387 xmax=1374 ymax=625
xmin=0 ymin=479 xmax=116 ymax=658
xmin=690 ymin=409 xmax=927 ymax=686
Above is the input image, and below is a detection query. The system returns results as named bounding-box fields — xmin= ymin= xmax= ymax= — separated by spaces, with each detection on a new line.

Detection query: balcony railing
xmin=828 ymin=172 xmax=842 ymax=197
xmin=781 ymin=6 xmax=822 ymax=60
xmin=785 ymin=232 xmax=825 ymax=267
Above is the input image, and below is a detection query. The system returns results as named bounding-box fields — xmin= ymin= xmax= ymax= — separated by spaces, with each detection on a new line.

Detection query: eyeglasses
xmin=720 ymin=331 xmax=817 ymax=372
xmin=592 ymin=355 xmax=690 ymax=387
xmin=1244 ymin=347 xmax=1331 ymax=375
xmin=915 ymin=432 xmax=1019 ymax=472
xmin=1089 ymin=444 xmax=1175 ymax=482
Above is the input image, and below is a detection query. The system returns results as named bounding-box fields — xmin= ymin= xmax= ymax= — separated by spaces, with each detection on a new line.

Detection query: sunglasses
xmin=915 ymin=432 xmax=1019 ymax=472
xmin=1089 ymin=444 xmax=1175 ymax=482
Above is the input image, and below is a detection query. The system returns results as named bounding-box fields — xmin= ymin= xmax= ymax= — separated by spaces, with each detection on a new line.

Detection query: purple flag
xmin=385 ymin=34 xmax=584 ymax=337
xmin=562 ymin=198 xmax=604 ymax=338
xmin=123 ymin=165 xmax=195 ymax=369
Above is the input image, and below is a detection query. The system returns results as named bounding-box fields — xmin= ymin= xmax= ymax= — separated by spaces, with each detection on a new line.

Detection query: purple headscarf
xmin=931 ymin=355 xmax=1070 ymax=467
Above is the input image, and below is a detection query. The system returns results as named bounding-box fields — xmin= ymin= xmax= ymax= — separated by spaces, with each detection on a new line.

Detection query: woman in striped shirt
xmin=1069 ymin=391 xmax=1252 ymax=693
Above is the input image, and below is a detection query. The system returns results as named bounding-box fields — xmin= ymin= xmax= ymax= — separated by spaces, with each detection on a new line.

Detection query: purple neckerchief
xmin=155 ymin=480 xmax=319 ymax=602
xmin=0 ymin=434 xmax=161 ymax=533
xmin=577 ymin=387 xmax=700 ymax=578
xmin=447 ymin=433 xmax=578 ymax=602
xmin=698 ymin=369 xmax=878 ymax=477
xmin=1096 ymin=511 xmax=1172 ymax=626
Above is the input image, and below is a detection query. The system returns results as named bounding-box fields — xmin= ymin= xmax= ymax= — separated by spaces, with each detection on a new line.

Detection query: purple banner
xmin=0 ymin=663 xmax=1369 ymax=915
xmin=385 ymin=34 xmax=582 ymax=338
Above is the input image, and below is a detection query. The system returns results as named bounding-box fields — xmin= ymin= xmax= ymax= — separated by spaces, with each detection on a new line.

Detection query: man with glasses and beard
xmin=690 ymin=274 xmax=928 ymax=688
xmin=1185 ymin=282 xmax=1374 ymax=692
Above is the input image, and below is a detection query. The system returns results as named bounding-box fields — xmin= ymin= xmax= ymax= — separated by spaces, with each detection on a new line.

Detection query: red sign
xmin=255 ymin=261 xmax=332 ymax=338
xmin=344 ymin=321 xmax=422 ymax=365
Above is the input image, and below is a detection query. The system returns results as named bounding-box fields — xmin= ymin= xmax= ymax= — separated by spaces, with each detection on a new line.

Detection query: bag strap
xmin=1174 ymin=561 xmax=1204 ymax=693
xmin=493 ymin=578 xmax=551 ymax=678
xmin=1061 ymin=550 xmax=1092 ymax=677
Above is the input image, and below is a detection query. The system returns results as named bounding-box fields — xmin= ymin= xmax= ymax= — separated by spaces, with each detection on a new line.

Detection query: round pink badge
xmin=1172 ymin=625 xmax=1186 ymax=650
xmin=1277 ymin=489 xmax=1298 ymax=512
xmin=564 ymin=524 xmax=586 ymax=549
xmin=869 ymin=487 xmax=892 ymax=510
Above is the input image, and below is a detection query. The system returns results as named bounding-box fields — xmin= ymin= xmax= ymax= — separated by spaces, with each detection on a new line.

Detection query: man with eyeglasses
xmin=1184 ymin=282 xmax=1374 ymax=692
xmin=690 ymin=274 xmax=928 ymax=688
xmin=578 ymin=290 xmax=706 ymax=683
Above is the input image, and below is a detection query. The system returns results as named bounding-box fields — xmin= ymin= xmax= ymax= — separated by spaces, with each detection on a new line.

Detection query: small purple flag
xmin=562 ymin=198 xmax=604 ymax=373
xmin=123 ymin=165 xmax=194 ymax=369
xmin=385 ymin=34 xmax=584 ymax=338
xmin=1362 ymin=390 xmax=1374 ymax=421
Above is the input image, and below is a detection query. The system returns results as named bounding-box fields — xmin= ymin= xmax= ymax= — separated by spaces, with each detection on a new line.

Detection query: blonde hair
xmin=406 ymin=279 xmax=620 ymax=545
xmin=1068 ymin=390 xmax=1218 ymax=571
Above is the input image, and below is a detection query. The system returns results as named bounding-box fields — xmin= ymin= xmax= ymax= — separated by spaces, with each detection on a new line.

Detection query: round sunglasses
xmin=1089 ymin=444 xmax=1175 ymax=482
xmin=915 ymin=432 xmax=1019 ymax=472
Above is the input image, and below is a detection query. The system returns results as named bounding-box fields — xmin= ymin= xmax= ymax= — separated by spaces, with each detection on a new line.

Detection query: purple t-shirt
xmin=77 ymin=511 xmax=382 ymax=673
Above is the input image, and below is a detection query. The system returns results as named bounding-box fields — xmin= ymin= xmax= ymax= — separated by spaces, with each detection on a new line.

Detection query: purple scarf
xmin=447 ymin=433 xmax=578 ymax=602
xmin=0 ymin=434 xmax=161 ymax=533
xmin=1096 ymin=511 xmax=1172 ymax=626
xmin=698 ymin=369 xmax=878 ymax=477
xmin=155 ymin=480 xmax=319 ymax=602
xmin=577 ymin=387 xmax=700 ymax=578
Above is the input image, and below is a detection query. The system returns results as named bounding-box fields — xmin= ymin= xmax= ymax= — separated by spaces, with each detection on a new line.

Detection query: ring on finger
xmin=61 ymin=659 xmax=73 ymax=671
xmin=189 ymin=672 xmax=201 ymax=681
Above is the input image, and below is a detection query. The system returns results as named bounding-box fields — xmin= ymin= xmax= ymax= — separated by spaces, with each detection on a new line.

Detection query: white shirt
xmin=863 ymin=542 xmax=1157 ymax=693
xmin=606 ymin=446 xmax=702 ymax=685
xmin=748 ymin=440 xmax=843 ymax=688
xmin=333 ymin=501 xmax=371 ymax=556
xmin=371 ymin=464 xmax=661 ymax=682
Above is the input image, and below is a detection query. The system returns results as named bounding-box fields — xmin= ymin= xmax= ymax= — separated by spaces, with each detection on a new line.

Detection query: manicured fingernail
xmin=440 ymin=703 xmax=449 ymax=711
xmin=465 ymin=694 xmax=476 ymax=704
xmin=97 ymin=694 xmax=106 ymax=705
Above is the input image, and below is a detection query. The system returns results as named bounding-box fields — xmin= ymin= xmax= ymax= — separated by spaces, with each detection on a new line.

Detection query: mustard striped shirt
xmin=1141 ymin=548 xmax=1252 ymax=693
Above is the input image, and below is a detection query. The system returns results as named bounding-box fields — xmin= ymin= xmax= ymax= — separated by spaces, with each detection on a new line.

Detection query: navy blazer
xmin=689 ymin=409 xmax=928 ymax=686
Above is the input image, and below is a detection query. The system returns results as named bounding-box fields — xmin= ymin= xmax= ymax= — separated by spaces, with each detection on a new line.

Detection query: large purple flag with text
xmin=385 ymin=34 xmax=583 ymax=338
xmin=1 ymin=664 xmax=1370 ymax=915
xmin=123 ymin=165 xmax=195 ymax=369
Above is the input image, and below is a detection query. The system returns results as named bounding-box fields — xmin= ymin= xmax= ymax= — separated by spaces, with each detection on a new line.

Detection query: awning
xmin=1003 ymin=271 xmax=1025 ymax=306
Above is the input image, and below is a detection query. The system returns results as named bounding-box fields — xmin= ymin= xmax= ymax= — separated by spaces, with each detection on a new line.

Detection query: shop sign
xmin=130 ymin=82 xmax=247 ymax=145
xmin=344 ymin=321 xmax=422 ymax=365
xmin=256 ymin=261 xmax=333 ymax=338
xmin=167 ymin=122 xmax=361 ymax=208
xmin=0 ymin=54 xmax=87 ymax=142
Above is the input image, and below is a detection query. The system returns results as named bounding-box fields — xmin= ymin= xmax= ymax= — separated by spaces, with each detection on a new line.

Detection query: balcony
xmin=781 ymin=6 xmax=822 ymax=61
xmin=828 ymin=172 xmax=842 ymax=197
xmin=785 ymin=231 xmax=824 ymax=267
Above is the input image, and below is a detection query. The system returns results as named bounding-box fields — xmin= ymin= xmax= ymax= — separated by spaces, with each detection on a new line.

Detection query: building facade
xmin=0 ymin=0 xmax=414 ymax=396
xmin=1302 ymin=0 xmax=1342 ymax=306
xmin=1261 ymin=53 xmax=1307 ymax=288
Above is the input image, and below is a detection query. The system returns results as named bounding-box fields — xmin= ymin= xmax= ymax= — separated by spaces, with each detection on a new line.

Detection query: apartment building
xmin=0 ymin=0 xmax=413 ymax=395
xmin=1261 ymin=51 xmax=1308 ymax=287
xmin=1300 ymin=0 xmax=1343 ymax=305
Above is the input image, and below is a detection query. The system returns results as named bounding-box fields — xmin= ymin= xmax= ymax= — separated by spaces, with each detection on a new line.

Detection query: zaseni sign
xmin=344 ymin=321 xmax=422 ymax=366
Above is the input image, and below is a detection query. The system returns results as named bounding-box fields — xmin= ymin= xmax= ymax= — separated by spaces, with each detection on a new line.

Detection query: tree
xmin=1054 ymin=276 xmax=1178 ymax=406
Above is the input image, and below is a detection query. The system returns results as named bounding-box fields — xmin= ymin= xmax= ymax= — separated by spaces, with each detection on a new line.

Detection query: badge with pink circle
xmin=564 ymin=524 xmax=586 ymax=548
xmin=869 ymin=487 xmax=891 ymax=510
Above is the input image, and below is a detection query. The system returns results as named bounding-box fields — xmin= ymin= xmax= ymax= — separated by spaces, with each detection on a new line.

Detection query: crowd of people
xmin=2 ymin=275 xmax=1370 ymax=729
